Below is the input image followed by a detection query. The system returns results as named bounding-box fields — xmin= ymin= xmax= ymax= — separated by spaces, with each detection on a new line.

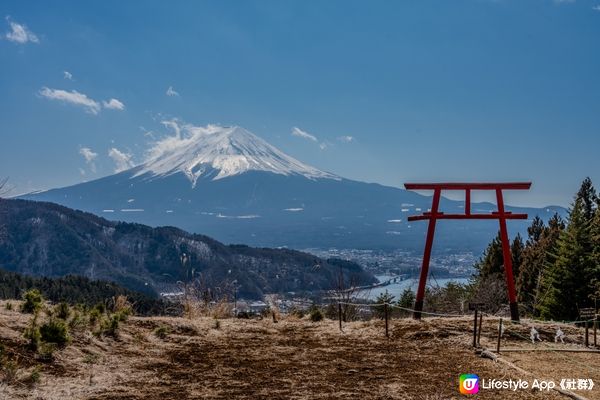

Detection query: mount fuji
xmin=21 ymin=125 xmax=564 ymax=253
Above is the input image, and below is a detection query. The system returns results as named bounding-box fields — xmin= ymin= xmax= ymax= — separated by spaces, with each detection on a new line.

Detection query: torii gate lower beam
xmin=404 ymin=182 xmax=531 ymax=322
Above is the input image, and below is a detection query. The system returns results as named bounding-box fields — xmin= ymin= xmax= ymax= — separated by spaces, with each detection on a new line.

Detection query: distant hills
xmin=21 ymin=125 xmax=567 ymax=253
xmin=0 ymin=198 xmax=375 ymax=299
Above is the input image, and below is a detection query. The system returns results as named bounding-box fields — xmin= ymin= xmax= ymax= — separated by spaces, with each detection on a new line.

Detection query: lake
xmin=360 ymin=275 xmax=471 ymax=300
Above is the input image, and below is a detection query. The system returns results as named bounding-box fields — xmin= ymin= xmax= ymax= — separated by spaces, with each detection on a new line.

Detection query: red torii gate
xmin=404 ymin=182 xmax=531 ymax=322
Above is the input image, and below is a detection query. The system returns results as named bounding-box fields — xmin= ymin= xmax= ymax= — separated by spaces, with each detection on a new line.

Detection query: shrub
xmin=289 ymin=307 xmax=306 ymax=319
xmin=2 ymin=360 xmax=18 ymax=383
xmin=112 ymin=295 xmax=133 ymax=317
xmin=83 ymin=353 xmax=99 ymax=365
xmin=213 ymin=318 xmax=221 ymax=330
xmin=93 ymin=302 xmax=106 ymax=315
xmin=37 ymin=343 xmax=56 ymax=362
xmin=26 ymin=366 xmax=41 ymax=387
xmin=309 ymin=307 xmax=324 ymax=322
xmin=99 ymin=315 xmax=120 ymax=338
xmin=373 ymin=291 xmax=395 ymax=319
xmin=40 ymin=319 xmax=70 ymax=346
xmin=5 ymin=302 xmax=13 ymax=311
xmin=68 ymin=311 xmax=87 ymax=331
xmin=89 ymin=308 xmax=102 ymax=326
xmin=55 ymin=302 xmax=71 ymax=320
xmin=23 ymin=316 xmax=41 ymax=351
xmin=236 ymin=311 xmax=251 ymax=319
xmin=21 ymin=289 xmax=43 ymax=314
xmin=154 ymin=325 xmax=170 ymax=339
xmin=114 ymin=310 xmax=129 ymax=322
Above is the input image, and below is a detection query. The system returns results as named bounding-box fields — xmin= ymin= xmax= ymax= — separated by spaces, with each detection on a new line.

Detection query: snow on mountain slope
xmin=134 ymin=124 xmax=339 ymax=187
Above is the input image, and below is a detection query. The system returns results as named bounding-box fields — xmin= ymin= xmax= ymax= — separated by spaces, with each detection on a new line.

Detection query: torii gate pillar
xmin=404 ymin=182 xmax=531 ymax=322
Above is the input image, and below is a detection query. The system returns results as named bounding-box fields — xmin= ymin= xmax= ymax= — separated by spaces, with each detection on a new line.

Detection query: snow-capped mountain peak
xmin=133 ymin=125 xmax=338 ymax=186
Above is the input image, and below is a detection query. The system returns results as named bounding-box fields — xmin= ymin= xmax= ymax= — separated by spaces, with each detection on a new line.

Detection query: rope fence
xmin=331 ymin=300 xmax=600 ymax=350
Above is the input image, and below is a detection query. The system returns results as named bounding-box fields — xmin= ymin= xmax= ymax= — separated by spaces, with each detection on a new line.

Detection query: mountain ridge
xmin=0 ymin=198 xmax=376 ymax=299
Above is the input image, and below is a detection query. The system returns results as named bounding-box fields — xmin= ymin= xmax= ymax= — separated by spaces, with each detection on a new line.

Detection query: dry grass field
xmin=1 ymin=300 xmax=598 ymax=400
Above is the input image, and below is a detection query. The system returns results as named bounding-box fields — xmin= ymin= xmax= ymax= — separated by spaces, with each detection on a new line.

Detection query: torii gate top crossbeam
xmin=404 ymin=182 xmax=531 ymax=190
xmin=404 ymin=182 xmax=531 ymax=221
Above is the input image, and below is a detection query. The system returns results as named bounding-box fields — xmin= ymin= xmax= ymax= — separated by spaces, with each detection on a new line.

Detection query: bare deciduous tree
xmin=329 ymin=266 xmax=369 ymax=321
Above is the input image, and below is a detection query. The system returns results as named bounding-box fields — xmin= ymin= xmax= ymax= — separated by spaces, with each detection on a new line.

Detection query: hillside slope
xmin=0 ymin=199 xmax=375 ymax=299
xmin=2 ymin=302 xmax=594 ymax=399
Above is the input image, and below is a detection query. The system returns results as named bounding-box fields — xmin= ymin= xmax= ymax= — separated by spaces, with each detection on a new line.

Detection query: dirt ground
xmin=1 ymin=301 xmax=598 ymax=400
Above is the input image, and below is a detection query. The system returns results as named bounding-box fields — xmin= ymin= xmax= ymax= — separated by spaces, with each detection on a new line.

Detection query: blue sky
xmin=1 ymin=0 xmax=599 ymax=207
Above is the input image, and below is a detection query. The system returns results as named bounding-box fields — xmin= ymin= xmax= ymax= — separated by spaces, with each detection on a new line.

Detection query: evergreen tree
xmin=397 ymin=288 xmax=415 ymax=309
xmin=472 ymin=231 xmax=526 ymax=310
xmin=538 ymin=179 xmax=597 ymax=320
xmin=516 ymin=214 xmax=564 ymax=315
xmin=511 ymin=233 xmax=524 ymax=281
xmin=473 ymin=232 xmax=504 ymax=279
xmin=590 ymin=198 xmax=600 ymax=304
xmin=528 ymin=216 xmax=546 ymax=243
xmin=576 ymin=177 xmax=597 ymax=221
xmin=373 ymin=290 xmax=395 ymax=319
xmin=473 ymin=231 xmax=524 ymax=282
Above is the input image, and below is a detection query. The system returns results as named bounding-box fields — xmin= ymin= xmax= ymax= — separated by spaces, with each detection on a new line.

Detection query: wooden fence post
xmin=477 ymin=312 xmax=483 ymax=347
xmin=594 ymin=317 xmax=597 ymax=347
xmin=585 ymin=320 xmax=589 ymax=347
xmin=338 ymin=302 xmax=342 ymax=332
xmin=496 ymin=318 xmax=503 ymax=353
xmin=384 ymin=302 xmax=389 ymax=338
xmin=472 ymin=309 xmax=478 ymax=348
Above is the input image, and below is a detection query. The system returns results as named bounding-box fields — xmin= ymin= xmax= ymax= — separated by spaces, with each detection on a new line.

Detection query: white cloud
xmin=319 ymin=142 xmax=328 ymax=150
xmin=79 ymin=147 xmax=98 ymax=173
xmin=5 ymin=17 xmax=39 ymax=44
xmin=79 ymin=147 xmax=98 ymax=163
xmin=39 ymin=87 xmax=124 ymax=114
xmin=291 ymin=127 xmax=318 ymax=142
xmin=102 ymin=98 xmax=125 ymax=111
xmin=108 ymin=148 xmax=134 ymax=172
xmin=144 ymin=120 xmax=223 ymax=162
xmin=337 ymin=135 xmax=354 ymax=143
xmin=166 ymin=86 xmax=179 ymax=97
xmin=63 ymin=71 xmax=73 ymax=80
xmin=39 ymin=87 xmax=101 ymax=114
xmin=593 ymin=5 xmax=600 ymax=10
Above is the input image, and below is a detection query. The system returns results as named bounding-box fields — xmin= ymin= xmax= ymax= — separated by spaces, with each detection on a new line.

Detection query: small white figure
xmin=530 ymin=327 xmax=541 ymax=344
xmin=555 ymin=327 xmax=566 ymax=343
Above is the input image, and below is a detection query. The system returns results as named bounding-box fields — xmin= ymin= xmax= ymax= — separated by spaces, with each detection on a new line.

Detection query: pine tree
xmin=473 ymin=232 xmax=526 ymax=310
xmin=538 ymin=179 xmax=597 ymax=320
xmin=474 ymin=231 xmax=525 ymax=282
xmin=517 ymin=214 xmax=564 ymax=315
xmin=511 ymin=233 xmax=524 ymax=281
xmin=516 ymin=217 xmax=546 ymax=307
xmin=473 ymin=232 xmax=504 ymax=279
xmin=589 ymin=198 xmax=600 ymax=304
xmin=577 ymin=177 xmax=597 ymax=221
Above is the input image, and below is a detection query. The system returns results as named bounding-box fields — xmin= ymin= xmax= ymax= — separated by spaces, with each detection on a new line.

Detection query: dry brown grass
xmin=1 ymin=300 xmax=598 ymax=399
